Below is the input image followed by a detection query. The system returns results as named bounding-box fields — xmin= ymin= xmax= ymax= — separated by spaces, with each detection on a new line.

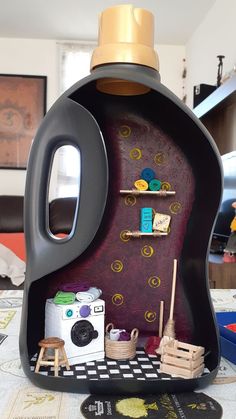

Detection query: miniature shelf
xmin=125 ymin=230 xmax=168 ymax=238
xmin=120 ymin=189 xmax=176 ymax=196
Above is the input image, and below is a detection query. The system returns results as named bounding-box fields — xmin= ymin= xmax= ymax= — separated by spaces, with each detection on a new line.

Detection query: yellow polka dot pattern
xmin=111 ymin=260 xmax=123 ymax=273
xmin=130 ymin=148 xmax=142 ymax=160
xmin=124 ymin=195 xmax=137 ymax=206
xmin=147 ymin=276 xmax=161 ymax=288
xmin=112 ymin=293 xmax=124 ymax=306
xmin=141 ymin=245 xmax=154 ymax=258
xmin=112 ymin=133 xmax=186 ymax=325
xmin=118 ymin=125 xmax=131 ymax=138
xmin=154 ymin=152 xmax=167 ymax=165
xmin=161 ymin=182 xmax=171 ymax=191
xmin=120 ymin=230 xmax=131 ymax=242
xmin=144 ymin=310 xmax=157 ymax=323
xmin=169 ymin=201 xmax=182 ymax=214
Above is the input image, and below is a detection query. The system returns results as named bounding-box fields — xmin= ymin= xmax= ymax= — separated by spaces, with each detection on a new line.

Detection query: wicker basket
xmin=105 ymin=323 xmax=139 ymax=360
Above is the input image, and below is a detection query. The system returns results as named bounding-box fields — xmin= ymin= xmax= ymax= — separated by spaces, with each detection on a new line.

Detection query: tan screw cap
xmin=91 ymin=4 xmax=159 ymax=71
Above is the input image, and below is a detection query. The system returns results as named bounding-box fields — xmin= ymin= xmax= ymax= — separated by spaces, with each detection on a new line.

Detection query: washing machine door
xmin=71 ymin=320 xmax=98 ymax=347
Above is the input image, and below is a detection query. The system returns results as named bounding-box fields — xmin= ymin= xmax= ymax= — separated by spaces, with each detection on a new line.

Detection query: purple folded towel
xmin=60 ymin=282 xmax=90 ymax=293
xmin=118 ymin=331 xmax=130 ymax=341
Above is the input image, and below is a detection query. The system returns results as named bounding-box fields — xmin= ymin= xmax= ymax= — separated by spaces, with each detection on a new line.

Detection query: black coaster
xmin=81 ymin=392 xmax=222 ymax=418
xmin=0 ymin=333 xmax=7 ymax=345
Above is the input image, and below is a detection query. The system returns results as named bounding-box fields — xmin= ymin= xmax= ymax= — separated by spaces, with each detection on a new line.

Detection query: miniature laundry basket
xmin=105 ymin=323 xmax=139 ymax=360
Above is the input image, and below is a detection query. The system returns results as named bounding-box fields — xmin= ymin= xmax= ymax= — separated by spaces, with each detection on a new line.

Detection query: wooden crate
xmin=160 ymin=339 xmax=205 ymax=379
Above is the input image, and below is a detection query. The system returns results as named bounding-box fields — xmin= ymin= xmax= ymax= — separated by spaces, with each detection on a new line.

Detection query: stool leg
xmin=35 ymin=347 xmax=45 ymax=373
xmin=54 ymin=348 xmax=59 ymax=377
xmin=61 ymin=346 xmax=70 ymax=371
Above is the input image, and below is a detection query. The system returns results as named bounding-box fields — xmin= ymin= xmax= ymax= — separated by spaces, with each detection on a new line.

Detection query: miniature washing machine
xmin=45 ymin=299 xmax=105 ymax=364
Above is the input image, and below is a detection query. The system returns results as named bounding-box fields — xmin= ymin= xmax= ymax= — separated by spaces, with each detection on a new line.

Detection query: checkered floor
xmin=30 ymin=348 xmax=208 ymax=381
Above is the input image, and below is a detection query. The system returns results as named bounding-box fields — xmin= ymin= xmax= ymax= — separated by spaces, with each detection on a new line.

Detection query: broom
xmin=163 ymin=258 xmax=178 ymax=338
xmin=156 ymin=259 xmax=178 ymax=354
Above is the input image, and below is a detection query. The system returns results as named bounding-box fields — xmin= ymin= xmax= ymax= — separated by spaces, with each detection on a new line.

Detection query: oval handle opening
xmin=48 ymin=145 xmax=81 ymax=239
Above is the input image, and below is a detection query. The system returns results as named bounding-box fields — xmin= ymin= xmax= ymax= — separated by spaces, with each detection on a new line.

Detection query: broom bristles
xmin=156 ymin=334 xmax=174 ymax=355
xmin=163 ymin=318 xmax=175 ymax=339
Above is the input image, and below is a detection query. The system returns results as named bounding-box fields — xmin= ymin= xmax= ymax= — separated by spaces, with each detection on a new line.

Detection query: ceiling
xmin=0 ymin=0 xmax=216 ymax=45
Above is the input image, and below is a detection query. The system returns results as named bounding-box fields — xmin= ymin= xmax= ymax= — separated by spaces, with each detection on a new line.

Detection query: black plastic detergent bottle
xmin=20 ymin=4 xmax=222 ymax=394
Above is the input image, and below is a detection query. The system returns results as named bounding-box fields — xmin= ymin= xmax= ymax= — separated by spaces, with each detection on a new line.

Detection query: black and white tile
xmin=30 ymin=348 xmax=173 ymax=380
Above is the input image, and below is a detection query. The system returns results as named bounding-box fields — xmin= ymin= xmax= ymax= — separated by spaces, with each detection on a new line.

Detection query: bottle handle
xmin=24 ymin=98 xmax=108 ymax=283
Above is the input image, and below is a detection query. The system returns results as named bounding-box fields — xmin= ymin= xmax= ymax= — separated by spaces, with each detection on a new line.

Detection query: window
xmin=59 ymin=42 xmax=95 ymax=94
xmin=54 ymin=43 xmax=95 ymax=199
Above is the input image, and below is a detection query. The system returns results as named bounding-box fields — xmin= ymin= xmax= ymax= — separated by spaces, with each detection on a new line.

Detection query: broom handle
xmin=169 ymin=259 xmax=178 ymax=320
xmin=159 ymin=300 xmax=164 ymax=337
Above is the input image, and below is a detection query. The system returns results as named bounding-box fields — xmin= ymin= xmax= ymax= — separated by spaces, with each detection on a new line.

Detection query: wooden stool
xmin=35 ymin=337 xmax=70 ymax=377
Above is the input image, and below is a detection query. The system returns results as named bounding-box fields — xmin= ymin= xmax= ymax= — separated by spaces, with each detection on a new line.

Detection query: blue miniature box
xmin=216 ymin=312 xmax=236 ymax=364
xmin=141 ymin=207 xmax=153 ymax=221
xmin=140 ymin=220 xmax=153 ymax=233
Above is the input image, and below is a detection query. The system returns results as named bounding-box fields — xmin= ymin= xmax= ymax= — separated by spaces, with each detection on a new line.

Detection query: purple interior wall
xmin=46 ymin=109 xmax=195 ymax=341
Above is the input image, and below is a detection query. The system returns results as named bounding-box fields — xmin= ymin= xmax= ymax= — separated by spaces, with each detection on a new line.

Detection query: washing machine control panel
xmin=62 ymin=299 xmax=105 ymax=320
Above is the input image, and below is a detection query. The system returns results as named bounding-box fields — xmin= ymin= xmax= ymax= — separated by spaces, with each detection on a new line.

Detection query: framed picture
xmin=0 ymin=74 xmax=47 ymax=169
